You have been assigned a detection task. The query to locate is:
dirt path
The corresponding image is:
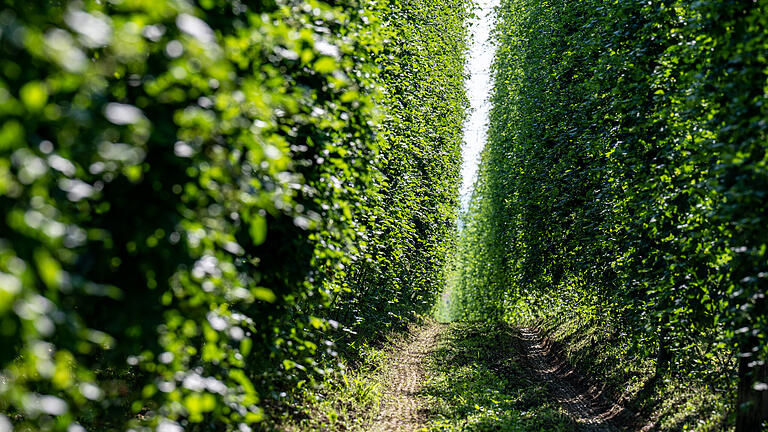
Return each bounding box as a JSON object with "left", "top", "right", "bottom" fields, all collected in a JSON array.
[
  {"left": 519, "top": 327, "right": 628, "bottom": 432},
  {"left": 371, "top": 321, "right": 444, "bottom": 432},
  {"left": 368, "top": 323, "right": 634, "bottom": 432}
]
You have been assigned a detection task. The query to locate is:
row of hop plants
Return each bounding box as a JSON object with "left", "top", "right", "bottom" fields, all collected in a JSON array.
[
  {"left": 0, "top": 0, "right": 469, "bottom": 430},
  {"left": 449, "top": 0, "right": 768, "bottom": 429}
]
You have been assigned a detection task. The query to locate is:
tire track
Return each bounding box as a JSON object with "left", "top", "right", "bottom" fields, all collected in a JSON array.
[
  {"left": 371, "top": 322, "right": 444, "bottom": 432},
  {"left": 520, "top": 327, "right": 625, "bottom": 432}
]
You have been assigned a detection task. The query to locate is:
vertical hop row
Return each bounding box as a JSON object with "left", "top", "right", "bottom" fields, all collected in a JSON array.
[
  {"left": 455, "top": 0, "right": 768, "bottom": 427},
  {"left": 0, "top": 0, "right": 383, "bottom": 430}
]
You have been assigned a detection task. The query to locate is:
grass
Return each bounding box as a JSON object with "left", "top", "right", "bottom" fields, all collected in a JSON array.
[
  {"left": 266, "top": 321, "right": 425, "bottom": 432},
  {"left": 265, "top": 349, "right": 385, "bottom": 431},
  {"left": 421, "top": 322, "right": 576, "bottom": 431},
  {"left": 531, "top": 311, "right": 733, "bottom": 432},
  {"left": 269, "top": 315, "right": 733, "bottom": 431}
]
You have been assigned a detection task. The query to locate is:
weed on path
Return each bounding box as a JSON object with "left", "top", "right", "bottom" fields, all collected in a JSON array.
[{"left": 421, "top": 322, "right": 641, "bottom": 431}]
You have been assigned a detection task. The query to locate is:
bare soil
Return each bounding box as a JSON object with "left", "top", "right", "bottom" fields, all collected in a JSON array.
[{"left": 371, "top": 321, "right": 444, "bottom": 432}]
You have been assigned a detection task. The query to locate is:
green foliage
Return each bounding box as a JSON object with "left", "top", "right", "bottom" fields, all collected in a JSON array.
[
  {"left": 450, "top": 0, "right": 768, "bottom": 428},
  {"left": 327, "top": 0, "right": 470, "bottom": 336},
  {"left": 0, "top": 0, "right": 468, "bottom": 430}
]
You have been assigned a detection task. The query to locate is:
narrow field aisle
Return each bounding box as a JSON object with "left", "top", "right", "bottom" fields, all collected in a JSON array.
[
  {"left": 367, "top": 322, "right": 644, "bottom": 431},
  {"left": 372, "top": 322, "right": 445, "bottom": 432},
  {"left": 414, "top": 322, "right": 643, "bottom": 432}
]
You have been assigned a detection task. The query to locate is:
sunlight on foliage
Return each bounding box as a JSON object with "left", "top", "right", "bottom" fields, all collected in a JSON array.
[
  {"left": 0, "top": 0, "right": 468, "bottom": 429},
  {"left": 448, "top": 0, "right": 768, "bottom": 429}
]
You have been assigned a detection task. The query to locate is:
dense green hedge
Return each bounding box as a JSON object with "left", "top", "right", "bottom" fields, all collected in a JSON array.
[
  {"left": 450, "top": 0, "right": 768, "bottom": 429},
  {"left": 0, "top": 0, "right": 468, "bottom": 430},
  {"left": 328, "top": 0, "right": 469, "bottom": 335}
]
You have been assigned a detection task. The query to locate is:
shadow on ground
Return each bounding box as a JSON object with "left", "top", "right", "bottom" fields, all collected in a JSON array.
[
  {"left": 420, "top": 321, "right": 578, "bottom": 432},
  {"left": 537, "top": 315, "right": 733, "bottom": 432}
]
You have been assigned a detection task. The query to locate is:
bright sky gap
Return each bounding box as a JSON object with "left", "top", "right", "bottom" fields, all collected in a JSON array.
[{"left": 460, "top": 0, "right": 499, "bottom": 209}]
